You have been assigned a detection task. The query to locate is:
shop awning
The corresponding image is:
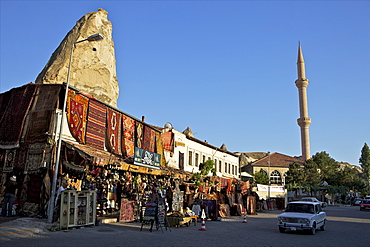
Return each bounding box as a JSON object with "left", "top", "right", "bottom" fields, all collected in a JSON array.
[{"left": 63, "top": 140, "right": 167, "bottom": 176}]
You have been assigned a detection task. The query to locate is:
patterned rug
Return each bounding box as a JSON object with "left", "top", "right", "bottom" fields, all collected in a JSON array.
[
  {"left": 122, "top": 115, "right": 135, "bottom": 157},
  {"left": 86, "top": 99, "right": 107, "bottom": 150},
  {"left": 24, "top": 110, "right": 53, "bottom": 143},
  {"left": 28, "top": 174, "right": 43, "bottom": 203},
  {"left": 24, "top": 84, "right": 61, "bottom": 143},
  {"left": 0, "top": 83, "right": 37, "bottom": 148},
  {"left": 106, "top": 108, "right": 122, "bottom": 155},
  {"left": 135, "top": 122, "right": 143, "bottom": 149},
  {"left": 31, "top": 84, "right": 61, "bottom": 111},
  {"left": 155, "top": 132, "right": 165, "bottom": 167},
  {"left": 66, "top": 90, "right": 89, "bottom": 144},
  {"left": 161, "top": 131, "right": 173, "bottom": 152},
  {"left": 143, "top": 125, "right": 155, "bottom": 152}
]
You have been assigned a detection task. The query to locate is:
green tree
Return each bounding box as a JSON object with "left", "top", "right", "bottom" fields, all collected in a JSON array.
[
  {"left": 253, "top": 169, "right": 269, "bottom": 185},
  {"left": 359, "top": 143, "right": 370, "bottom": 183},
  {"left": 191, "top": 160, "right": 216, "bottom": 187},
  {"left": 285, "top": 162, "right": 304, "bottom": 196},
  {"left": 335, "top": 166, "right": 366, "bottom": 196},
  {"left": 312, "top": 151, "right": 339, "bottom": 186},
  {"left": 285, "top": 162, "right": 304, "bottom": 185},
  {"left": 303, "top": 159, "right": 322, "bottom": 195}
]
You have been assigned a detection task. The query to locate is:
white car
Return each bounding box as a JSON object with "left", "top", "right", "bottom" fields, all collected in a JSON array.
[
  {"left": 301, "top": 197, "right": 327, "bottom": 207},
  {"left": 277, "top": 201, "right": 326, "bottom": 235}
]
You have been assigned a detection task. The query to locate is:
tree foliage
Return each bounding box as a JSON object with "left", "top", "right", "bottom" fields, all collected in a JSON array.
[
  {"left": 191, "top": 160, "right": 216, "bottom": 187},
  {"left": 302, "top": 159, "right": 322, "bottom": 193},
  {"left": 284, "top": 150, "right": 369, "bottom": 199},
  {"left": 285, "top": 162, "right": 304, "bottom": 192},
  {"left": 253, "top": 169, "right": 269, "bottom": 185},
  {"left": 312, "top": 151, "right": 339, "bottom": 185},
  {"left": 359, "top": 143, "right": 370, "bottom": 180},
  {"left": 285, "top": 162, "right": 304, "bottom": 185}
]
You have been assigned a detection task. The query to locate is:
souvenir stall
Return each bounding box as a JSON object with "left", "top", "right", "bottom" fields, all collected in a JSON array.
[{"left": 179, "top": 176, "right": 250, "bottom": 220}]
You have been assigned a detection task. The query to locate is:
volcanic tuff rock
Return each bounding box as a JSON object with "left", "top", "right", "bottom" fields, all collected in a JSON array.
[{"left": 35, "top": 8, "right": 119, "bottom": 107}]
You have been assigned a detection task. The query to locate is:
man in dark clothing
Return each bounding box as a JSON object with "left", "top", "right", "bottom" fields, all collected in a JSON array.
[{"left": 1, "top": 175, "right": 18, "bottom": 217}]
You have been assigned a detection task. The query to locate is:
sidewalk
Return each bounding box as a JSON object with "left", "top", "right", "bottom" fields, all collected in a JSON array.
[{"left": 0, "top": 217, "right": 52, "bottom": 241}]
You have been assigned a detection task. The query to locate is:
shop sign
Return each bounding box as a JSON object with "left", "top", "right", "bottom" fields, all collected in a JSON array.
[
  {"left": 257, "top": 184, "right": 285, "bottom": 192},
  {"left": 134, "top": 147, "right": 161, "bottom": 168},
  {"left": 175, "top": 141, "right": 185, "bottom": 147}
]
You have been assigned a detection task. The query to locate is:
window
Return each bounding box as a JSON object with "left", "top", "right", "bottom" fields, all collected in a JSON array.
[
  {"left": 195, "top": 153, "right": 199, "bottom": 167},
  {"left": 228, "top": 163, "right": 231, "bottom": 174},
  {"left": 219, "top": 160, "right": 222, "bottom": 172},
  {"left": 188, "top": 151, "right": 193, "bottom": 166},
  {"left": 225, "top": 163, "right": 228, "bottom": 173},
  {"left": 179, "top": 151, "right": 184, "bottom": 170},
  {"left": 270, "top": 170, "right": 282, "bottom": 184},
  {"left": 202, "top": 155, "right": 205, "bottom": 163},
  {"left": 214, "top": 159, "right": 217, "bottom": 171}
]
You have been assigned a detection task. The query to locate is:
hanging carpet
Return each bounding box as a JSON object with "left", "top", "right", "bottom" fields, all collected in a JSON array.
[
  {"left": 122, "top": 115, "right": 135, "bottom": 158},
  {"left": 86, "top": 99, "right": 106, "bottom": 150},
  {"left": 143, "top": 125, "right": 155, "bottom": 152},
  {"left": 24, "top": 84, "right": 61, "bottom": 143},
  {"left": 0, "top": 83, "right": 37, "bottom": 148},
  {"left": 106, "top": 108, "right": 122, "bottom": 155},
  {"left": 66, "top": 89, "right": 89, "bottom": 144}
]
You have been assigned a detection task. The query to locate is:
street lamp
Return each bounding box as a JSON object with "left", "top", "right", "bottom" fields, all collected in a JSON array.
[{"left": 47, "top": 33, "right": 104, "bottom": 223}]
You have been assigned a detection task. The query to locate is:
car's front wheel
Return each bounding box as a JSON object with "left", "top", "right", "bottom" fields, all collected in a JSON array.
[
  {"left": 309, "top": 223, "right": 316, "bottom": 235},
  {"left": 320, "top": 220, "right": 326, "bottom": 231},
  {"left": 279, "top": 227, "right": 285, "bottom": 233}
]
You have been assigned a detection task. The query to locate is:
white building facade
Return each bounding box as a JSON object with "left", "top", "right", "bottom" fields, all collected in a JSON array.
[{"left": 161, "top": 124, "right": 240, "bottom": 179}]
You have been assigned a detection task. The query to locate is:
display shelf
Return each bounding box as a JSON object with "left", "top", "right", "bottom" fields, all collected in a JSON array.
[{"left": 60, "top": 190, "right": 96, "bottom": 229}]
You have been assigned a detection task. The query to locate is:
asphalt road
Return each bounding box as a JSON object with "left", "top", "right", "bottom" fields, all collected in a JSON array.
[{"left": 1, "top": 205, "right": 369, "bottom": 247}]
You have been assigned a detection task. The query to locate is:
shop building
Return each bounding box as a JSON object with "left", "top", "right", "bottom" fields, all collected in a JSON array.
[
  {"left": 0, "top": 83, "right": 252, "bottom": 226},
  {"left": 241, "top": 152, "right": 303, "bottom": 210},
  {"left": 161, "top": 124, "right": 240, "bottom": 179},
  {"left": 0, "top": 83, "right": 169, "bottom": 223}
]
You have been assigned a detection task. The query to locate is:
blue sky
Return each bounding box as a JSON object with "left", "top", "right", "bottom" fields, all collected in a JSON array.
[{"left": 1, "top": 1, "right": 369, "bottom": 166}]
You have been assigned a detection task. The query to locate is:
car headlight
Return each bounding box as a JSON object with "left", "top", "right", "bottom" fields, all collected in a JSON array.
[
  {"left": 296, "top": 218, "right": 310, "bottom": 225},
  {"left": 278, "top": 217, "right": 283, "bottom": 223}
]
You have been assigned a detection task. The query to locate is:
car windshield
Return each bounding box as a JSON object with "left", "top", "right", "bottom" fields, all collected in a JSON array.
[
  {"left": 285, "top": 203, "right": 315, "bottom": 214},
  {"left": 362, "top": 200, "right": 370, "bottom": 204}
]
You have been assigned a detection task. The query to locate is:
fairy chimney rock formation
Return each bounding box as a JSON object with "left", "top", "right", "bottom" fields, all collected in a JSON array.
[{"left": 35, "top": 8, "right": 119, "bottom": 107}]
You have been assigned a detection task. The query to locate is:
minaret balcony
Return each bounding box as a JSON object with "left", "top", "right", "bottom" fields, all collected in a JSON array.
[
  {"left": 295, "top": 79, "right": 310, "bottom": 88},
  {"left": 297, "top": 117, "right": 311, "bottom": 127}
]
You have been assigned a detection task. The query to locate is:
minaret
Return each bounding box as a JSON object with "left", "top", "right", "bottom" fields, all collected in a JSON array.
[{"left": 295, "top": 44, "right": 311, "bottom": 161}]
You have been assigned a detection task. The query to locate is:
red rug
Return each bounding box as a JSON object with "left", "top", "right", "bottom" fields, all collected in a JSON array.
[
  {"left": 66, "top": 90, "right": 89, "bottom": 144},
  {"left": 122, "top": 115, "right": 135, "bottom": 157},
  {"left": 161, "top": 132, "right": 173, "bottom": 152},
  {"left": 143, "top": 125, "right": 155, "bottom": 152},
  {"left": 86, "top": 99, "right": 106, "bottom": 150},
  {"left": 106, "top": 108, "right": 122, "bottom": 155}
]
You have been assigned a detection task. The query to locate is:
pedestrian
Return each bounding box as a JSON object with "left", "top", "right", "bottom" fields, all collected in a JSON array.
[{"left": 1, "top": 175, "right": 18, "bottom": 217}]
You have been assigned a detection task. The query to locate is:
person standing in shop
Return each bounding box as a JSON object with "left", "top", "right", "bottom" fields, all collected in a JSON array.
[{"left": 1, "top": 175, "right": 18, "bottom": 217}]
